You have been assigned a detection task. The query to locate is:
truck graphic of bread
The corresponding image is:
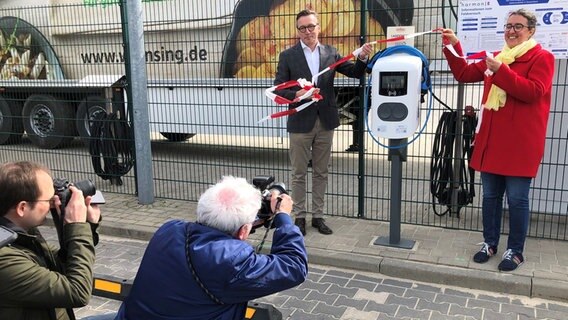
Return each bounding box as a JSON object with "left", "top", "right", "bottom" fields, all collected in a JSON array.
[
  {"left": 221, "top": 0, "right": 414, "bottom": 78},
  {"left": 0, "top": 17, "right": 63, "bottom": 80}
]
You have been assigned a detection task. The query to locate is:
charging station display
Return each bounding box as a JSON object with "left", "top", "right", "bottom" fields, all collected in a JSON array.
[
  {"left": 379, "top": 72, "right": 408, "bottom": 96},
  {"left": 369, "top": 54, "right": 422, "bottom": 139}
]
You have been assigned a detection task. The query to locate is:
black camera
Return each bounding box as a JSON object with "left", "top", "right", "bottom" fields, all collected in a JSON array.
[
  {"left": 50, "top": 178, "right": 99, "bottom": 250},
  {"left": 53, "top": 178, "right": 97, "bottom": 207},
  {"left": 252, "top": 175, "right": 287, "bottom": 231}
]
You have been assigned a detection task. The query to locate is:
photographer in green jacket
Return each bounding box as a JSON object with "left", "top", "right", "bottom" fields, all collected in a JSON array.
[{"left": 0, "top": 161, "right": 101, "bottom": 320}]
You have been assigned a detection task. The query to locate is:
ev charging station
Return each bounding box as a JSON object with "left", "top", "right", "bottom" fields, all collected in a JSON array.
[
  {"left": 369, "top": 49, "right": 425, "bottom": 249},
  {"left": 369, "top": 54, "right": 422, "bottom": 139}
]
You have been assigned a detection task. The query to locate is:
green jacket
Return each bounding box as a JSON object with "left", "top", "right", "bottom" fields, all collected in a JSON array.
[{"left": 0, "top": 220, "right": 96, "bottom": 320}]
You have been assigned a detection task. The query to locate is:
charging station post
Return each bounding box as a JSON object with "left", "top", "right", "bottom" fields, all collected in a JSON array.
[
  {"left": 368, "top": 47, "right": 427, "bottom": 249},
  {"left": 373, "top": 138, "right": 415, "bottom": 249}
]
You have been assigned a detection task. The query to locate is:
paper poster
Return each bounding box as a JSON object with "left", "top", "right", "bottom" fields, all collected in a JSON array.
[{"left": 458, "top": 0, "right": 568, "bottom": 58}]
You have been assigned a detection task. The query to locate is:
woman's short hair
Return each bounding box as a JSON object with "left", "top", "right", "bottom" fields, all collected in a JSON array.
[
  {"left": 196, "top": 176, "right": 261, "bottom": 234},
  {"left": 509, "top": 9, "right": 537, "bottom": 29}
]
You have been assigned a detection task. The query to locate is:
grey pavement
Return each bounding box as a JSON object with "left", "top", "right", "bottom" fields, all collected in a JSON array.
[
  {"left": 39, "top": 191, "right": 568, "bottom": 318},
  {"left": 38, "top": 226, "right": 568, "bottom": 320},
  {"left": 68, "top": 193, "right": 568, "bottom": 303}
]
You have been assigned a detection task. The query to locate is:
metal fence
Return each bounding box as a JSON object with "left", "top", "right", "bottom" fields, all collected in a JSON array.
[{"left": 0, "top": 0, "right": 566, "bottom": 241}]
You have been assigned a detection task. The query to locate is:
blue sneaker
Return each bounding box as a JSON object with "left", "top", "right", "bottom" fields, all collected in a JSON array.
[
  {"left": 473, "top": 242, "right": 497, "bottom": 263},
  {"left": 498, "top": 249, "right": 524, "bottom": 272}
]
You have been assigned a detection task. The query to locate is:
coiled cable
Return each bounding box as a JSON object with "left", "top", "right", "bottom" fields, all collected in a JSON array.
[
  {"left": 429, "top": 93, "right": 477, "bottom": 217},
  {"left": 89, "top": 112, "right": 134, "bottom": 186}
]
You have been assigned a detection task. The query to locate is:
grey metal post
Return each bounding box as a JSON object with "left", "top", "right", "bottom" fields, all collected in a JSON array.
[
  {"left": 374, "top": 139, "right": 415, "bottom": 249},
  {"left": 122, "top": 0, "right": 154, "bottom": 204},
  {"left": 357, "top": 0, "right": 368, "bottom": 218},
  {"left": 450, "top": 83, "right": 465, "bottom": 216}
]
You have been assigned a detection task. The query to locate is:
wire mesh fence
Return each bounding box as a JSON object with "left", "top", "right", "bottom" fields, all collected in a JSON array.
[
  {"left": 0, "top": 0, "right": 566, "bottom": 241},
  {"left": 0, "top": 2, "right": 135, "bottom": 194}
]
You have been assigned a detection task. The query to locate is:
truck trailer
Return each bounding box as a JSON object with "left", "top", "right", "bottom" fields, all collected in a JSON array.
[{"left": 0, "top": 0, "right": 413, "bottom": 148}]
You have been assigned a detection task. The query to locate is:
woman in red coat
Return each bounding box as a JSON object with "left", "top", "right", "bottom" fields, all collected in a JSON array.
[{"left": 442, "top": 9, "right": 554, "bottom": 272}]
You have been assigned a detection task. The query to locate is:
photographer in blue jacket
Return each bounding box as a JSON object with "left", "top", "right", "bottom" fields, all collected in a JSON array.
[{"left": 115, "top": 176, "right": 307, "bottom": 320}]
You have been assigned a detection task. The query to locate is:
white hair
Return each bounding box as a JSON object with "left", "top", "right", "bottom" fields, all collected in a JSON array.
[{"left": 196, "top": 176, "right": 261, "bottom": 234}]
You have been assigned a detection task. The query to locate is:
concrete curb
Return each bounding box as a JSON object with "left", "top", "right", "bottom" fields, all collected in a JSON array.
[
  {"left": 44, "top": 218, "right": 157, "bottom": 241},
  {"left": 379, "top": 258, "right": 532, "bottom": 296},
  {"left": 532, "top": 278, "right": 568, "bottom": 301},
  {"left": 99, "top": 224, "right": 156, "bottom": 241},
  {"left": 307, "top": 247, "right": 382, "bottom": 274}
]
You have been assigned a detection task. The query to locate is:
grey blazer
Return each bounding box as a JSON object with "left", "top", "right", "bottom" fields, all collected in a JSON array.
[{"left": 274, "top": 42, "right": 367, "bottom": 133}]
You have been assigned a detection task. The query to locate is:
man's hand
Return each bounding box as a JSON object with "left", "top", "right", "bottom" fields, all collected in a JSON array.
[
  {"left": 84, "top": 196, "right": 101, "bottom": 224},
  {"left": 62, "top": 186, "right": 88, "bottom": 224},
  {"left": 357, "top": 43, "right": 373, "bottom": 60},
  {"left": 295, "top": 88, "right": 320, "bottom": 100},
  {"left": 271, "top": 192, "right": 293, "bottom": 216}
]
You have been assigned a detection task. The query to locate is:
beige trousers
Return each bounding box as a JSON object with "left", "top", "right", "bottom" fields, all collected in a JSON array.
[{"left": 289, "top": 118, "right": 334, "bottom": 219}]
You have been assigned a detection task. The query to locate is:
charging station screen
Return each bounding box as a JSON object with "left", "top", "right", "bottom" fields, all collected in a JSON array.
[{"left": 379, "top": 72, "right": 407, "bottom": 96}]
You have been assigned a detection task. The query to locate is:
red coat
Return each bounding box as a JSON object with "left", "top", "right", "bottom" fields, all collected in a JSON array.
[{"left": 443, "top": 42, "right": 554, "bottom": 178}]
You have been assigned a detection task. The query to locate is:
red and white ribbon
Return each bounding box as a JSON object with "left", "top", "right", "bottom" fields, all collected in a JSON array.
[
  {"left": 311, "top": 28, "right": 444, "bottom": 83},
  {"left": 260, "top": 28, "right": 445, "bottom": 123},
  {"left": 259, "top": 78, "right": 322, "bottom": 123},
  {"left": 257, "top": 100, "right": 317, "bottom": 123},
  {"left": 442, "top": 36, "right": 497, "bottom": 61},
  {"left": 264, "top": 78, "right": 320, "bottom": 105},
  {"left": 444, "top": 44, "right": 496, "bottom": 61},
  {"left": 443, "top": 40, "right": 499, "bottom": 78}
]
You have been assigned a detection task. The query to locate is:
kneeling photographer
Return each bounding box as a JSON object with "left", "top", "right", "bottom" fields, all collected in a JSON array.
[
  {"left": 116, "top": 176, "right": 307, "bottom": 320},
  {"left": 0, "top": 161, "right": 102, "bottom": 320}
]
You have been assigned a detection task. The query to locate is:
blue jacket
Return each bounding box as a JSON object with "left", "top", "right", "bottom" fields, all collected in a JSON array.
[{"left": 115, "top": 213, "right": 307, "bottom": 320}]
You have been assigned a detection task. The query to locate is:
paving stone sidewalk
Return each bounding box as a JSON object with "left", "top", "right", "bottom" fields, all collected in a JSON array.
[
  {"left": 66, "top": 193, "right": 568, "bottom": 303},
  {"left": 48, "top": 230, "right": 568, "bottom": 320}
]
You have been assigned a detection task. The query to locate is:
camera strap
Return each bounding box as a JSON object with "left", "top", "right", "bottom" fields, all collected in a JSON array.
[
  {"left": 185, "top": 227, "right": 225, "bottom": 305},
  {"left": 254, "top": 220, "right": 274, "bottom": 254},
  {"left": 255, "top": 196, "right": 283, "bottom": 253}
]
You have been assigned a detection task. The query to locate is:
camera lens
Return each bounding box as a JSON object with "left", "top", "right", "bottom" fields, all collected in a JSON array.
[
  {"left": 269, "top": 183, "right": 287, "bottom": 196},
  {"left": 73, "top": 179, "right": 97, "bottom": 197}
]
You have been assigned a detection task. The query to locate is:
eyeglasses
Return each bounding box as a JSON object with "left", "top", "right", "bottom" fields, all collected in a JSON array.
[
  {"left": 504, "top": 23, "right": 530, "bottom": 31},
  {"left": 297, "top": 24, "right": 318, "bottom": 33},
  {"left": 29, "top": 196, "right": 55, "bottom": 204}
]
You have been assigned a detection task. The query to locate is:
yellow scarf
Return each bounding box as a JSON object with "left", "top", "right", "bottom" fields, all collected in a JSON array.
[{"left": 484, "top": 38, "right": 537, "bottom": 110}]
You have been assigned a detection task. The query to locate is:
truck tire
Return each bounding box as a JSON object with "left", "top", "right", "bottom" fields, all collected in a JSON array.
[
  {"left": 76, "top": 95, "right": 108, "bottom": 144},
  {"left": 23, "top": 94, "right": 75, "bottom": 149},
  {"left": 0, "top": 97, "right": 24, "bottom": 145},
  {"left": 160, "top": 132, "right": 195, "bottom": 142}
]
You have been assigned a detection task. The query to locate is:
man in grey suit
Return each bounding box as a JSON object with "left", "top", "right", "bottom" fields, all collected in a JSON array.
[{"left": 274, "top": 9, "right": 372, "bottom": 236}]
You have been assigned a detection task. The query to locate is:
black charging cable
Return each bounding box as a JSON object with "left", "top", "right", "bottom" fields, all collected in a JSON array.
[
  {"left": 429, "top": 91, "right": 477, "bottom": 217},
  {"left": 89, "top": 112, "right": 134, "bottom": 186}
]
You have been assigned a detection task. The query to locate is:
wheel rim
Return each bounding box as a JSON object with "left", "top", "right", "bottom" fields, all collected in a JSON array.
[
  {"left": 85, "top": 106, "right": 106, "bottom": 136},
  {"left": 29, "top": 104, "right": 55, "bottom": 137}
]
